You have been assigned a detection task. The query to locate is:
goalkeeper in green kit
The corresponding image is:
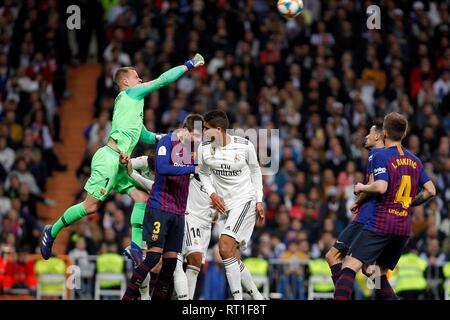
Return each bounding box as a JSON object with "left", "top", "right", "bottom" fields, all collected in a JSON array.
[{"left": 40, "top": 54, "right": 205, "bottom": 266}]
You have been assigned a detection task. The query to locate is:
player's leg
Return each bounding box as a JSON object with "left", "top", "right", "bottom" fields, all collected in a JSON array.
[
  {"left": 182, "top": 218, "right": 209, "bottom": 300},
  {"left": 326, "top": 223, "right": 364, "bottom": 286},
  {"left": 173, "top": 218, "right": 204, "bottom": 300},
  {"left": 173, "top": 253, "right": 189, "bottom": 300},
  {"left": 115, "top": 168, "right": 149, "bottom": 265},
  {"left": 152, "top": 214, "right": 185, "bottom": 300},
  {"left": 152, "top": 251, "right": 178, "bottom": 300},
  {"left": 41, "top": 147, "right": 117, "bottom": 259},
  {"left": 325, "top": 247, "right": 344, "bottom": 286},
  {"left": 334, "top": 255, "right": 364, "bottom": 300},
  {"left": 185, "top": 252, "right": 202, "bottom": 299},
  {"left": 173, "top": 217, "right": 190, "bottom": 300},
  {"left": 122, "top": 207, "right": 167, "bottom": 300},
  {"left": 232, "top": 203, "right": 264, "bottom": 300},
  {"left": 219, "top": 234, "right": 243, "bottom": 300},
  {"left": 138, "top": 244, "right": 162, "bottom": 300},
  {"left": 334, "top": 229, "right": 389, "bottom": 300},
  {"left": 373, "top": 236, "right": 408, "bottom": 300},
  {"left": 219, "top": 201, "right": 255, "bottom": 300},
  {"left": 236, "top": 206, "right": 265, "bottom": 300}
]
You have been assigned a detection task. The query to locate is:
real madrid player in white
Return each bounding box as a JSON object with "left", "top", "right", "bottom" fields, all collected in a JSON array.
[{"left": 198, "top": 110, "right": 265, "bottom": 300}]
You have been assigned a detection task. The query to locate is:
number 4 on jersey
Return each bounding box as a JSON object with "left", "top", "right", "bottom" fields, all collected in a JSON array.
[{"left": 395, "top": 175, "right": 412, "bottom": 209}]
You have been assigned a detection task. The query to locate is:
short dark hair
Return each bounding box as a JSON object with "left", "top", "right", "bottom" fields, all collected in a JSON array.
[
  {"left": 383, "top": 112, "right": 408, "bottom": 141},
  {"left": 113, "top": 67, "right": 136, "bottom": 85},
  {"left": 204, "top": 110, "right": 229, "bottom": 130},
  {"left": 373, "top": 119, "right": 384, "bottom": 133},
  {"left": 182, "top": 114, "right": 204, "bottom": 132}
]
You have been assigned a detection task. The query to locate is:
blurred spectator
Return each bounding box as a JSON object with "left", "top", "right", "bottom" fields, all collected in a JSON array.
[{"left": 3, "top": 250, "right": 37, "bottom": 295}]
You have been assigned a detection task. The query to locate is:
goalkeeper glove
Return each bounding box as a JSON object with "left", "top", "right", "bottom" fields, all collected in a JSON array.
[{"left": 184, "top": 53, "right": 205, "bottom": 70}]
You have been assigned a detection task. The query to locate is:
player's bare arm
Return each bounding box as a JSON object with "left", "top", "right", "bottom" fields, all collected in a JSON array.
[
  {"left": 247, "top": 140, "right": 265, "bottom": 226},
  {"left": 411, "top": 180, "right": 437, "bottom": 207},
  {"left": 354, "top": 180, "right": 388, "bottom": 195},
  {"left": 197, "top": 143, "right": 226, "bottom": 213}
]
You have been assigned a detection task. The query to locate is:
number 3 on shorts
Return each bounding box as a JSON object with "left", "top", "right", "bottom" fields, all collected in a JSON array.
[{"left": 153, "top": 221, "right": 161, "bottom": 234}]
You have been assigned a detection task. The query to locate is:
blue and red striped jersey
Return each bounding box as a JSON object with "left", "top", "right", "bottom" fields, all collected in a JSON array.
[
  {"left": 353, "top": 148, "right": 383, "bottom": 224},
  {"left": 147, "top": 132, "right": 196, "bottom": 215},
  {"left": 365, "top": 145, "right": 430, "bottom": 236}
]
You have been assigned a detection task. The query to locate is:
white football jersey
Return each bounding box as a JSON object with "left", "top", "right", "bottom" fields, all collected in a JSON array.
[
  {"left": 186, "top": 174, "right": 215, "bottom": 226},
  {"left": 198, "top": 135, "right": 263, "bottom": 210}
]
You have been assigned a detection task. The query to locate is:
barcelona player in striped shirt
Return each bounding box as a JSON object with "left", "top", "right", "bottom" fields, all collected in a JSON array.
[
  {"left": 122, "top": 114, "right": 204, "bottom": 300},
  {"left": 334, "top": 112, "right": 436, "bottom": 300}
]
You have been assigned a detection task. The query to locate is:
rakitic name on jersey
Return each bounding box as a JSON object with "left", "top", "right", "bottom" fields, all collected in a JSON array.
[{"left": 391, "top": 158, "right": 417, "bottom": 169}]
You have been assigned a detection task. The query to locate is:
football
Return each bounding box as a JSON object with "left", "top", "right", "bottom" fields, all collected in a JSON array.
[{"left": 277, "top": 0, "right": 304, "bottom": 18}]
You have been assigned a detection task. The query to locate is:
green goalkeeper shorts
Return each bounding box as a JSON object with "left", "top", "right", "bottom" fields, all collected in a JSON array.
[{"left": 84, "top": 146, "right": 137, "bottom": 201}]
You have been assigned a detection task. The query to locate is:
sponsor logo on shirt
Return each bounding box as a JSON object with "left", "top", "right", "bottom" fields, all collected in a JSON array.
[
  {"left": 211, "top": 164, "right": 242, "bottom": 176},
  {"left": 374, "top": 167, "right": 386, "bottom": 176}
]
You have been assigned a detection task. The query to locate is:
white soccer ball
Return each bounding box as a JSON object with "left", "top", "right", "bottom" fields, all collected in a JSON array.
[{"left": 277, "top": 0, "right": 304, "bottom": 19}]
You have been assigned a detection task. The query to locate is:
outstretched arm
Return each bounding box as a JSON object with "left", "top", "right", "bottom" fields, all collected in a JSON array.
[{"left": 126, "top": 54, "right": 205, "bottom": 100}]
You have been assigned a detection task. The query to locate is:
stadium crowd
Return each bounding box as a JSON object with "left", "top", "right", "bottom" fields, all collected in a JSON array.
[{"left": 0, "top": 0, "right": 449, "bottom": 299}]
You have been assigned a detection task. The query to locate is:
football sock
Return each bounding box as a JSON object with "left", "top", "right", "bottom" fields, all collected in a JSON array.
[
  {"left": 330, "top": 263, "right": 343, "bottom": 286},
  {"left": 149, "top": 271, "right": 159, "bottom": 294},
  {"left": 152, "top": 258, "right": 177, "bottom": 300},
  {"left": 240, "top": 261, "right": 264, "bottom": 300},
  {"left": 173, "top": 257, "right": 189, "bottom": 300},
  {"left": 375, "top": 275, "right": 399, "bottom": 300},
  {"left": 334, "top": 267, "right": 356, "bottom": 300},
  {"left": 139, "top": 273, "right": 150, "bottom": 300},
  {"left": 186, "top": 265, "right": 201, "bottom": 300},
  {"left": 122, "top": 252, "right": 161, "bottom": 300},
  {"left": 130, "top": 202, "right": 146, "bottom": 248},
  {"left": 223, "top": 257, "right": 242, "bottom": 300},
  {"left": 51, "top": 203, "right": 87, "bottom": 237}
]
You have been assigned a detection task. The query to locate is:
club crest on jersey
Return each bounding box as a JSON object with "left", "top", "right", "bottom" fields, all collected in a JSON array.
[
  {"left": 234, "top": 154, "right": 240, "bottom": 162},
  {"left": 158, "top": 146, "right": 167, "bottom": 156},
  {"left": 100, "top": 188, "right": 106, "bottom": 195},
  {"left": 152, "top": 234, "right": 159, "bottom": 241}
]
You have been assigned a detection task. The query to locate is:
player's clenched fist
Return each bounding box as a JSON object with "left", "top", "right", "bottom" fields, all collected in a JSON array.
[
  {"left": 210, "top": 192, "right": 226, "bottom": 214},
  {"left": 354, "top": 182, "right": 364, "bottom": 195}
]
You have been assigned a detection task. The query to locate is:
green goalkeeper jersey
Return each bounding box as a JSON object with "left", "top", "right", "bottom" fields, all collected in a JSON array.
[{"left": 108, "top": 90, "right": 145, "bottom": 155}]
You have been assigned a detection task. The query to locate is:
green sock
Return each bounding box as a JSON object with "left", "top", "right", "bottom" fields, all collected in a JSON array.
[
  {"left": 131, "top": 202, "right": 146, "bottom": 249},
  {"left": 51, "top": 203, "right": 88, "bottom": 238}
]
